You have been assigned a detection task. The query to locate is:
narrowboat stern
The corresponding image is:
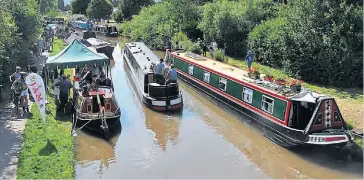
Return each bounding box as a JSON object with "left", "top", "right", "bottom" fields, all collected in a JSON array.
[{"left": 123, "top": 42, "right": 183, "bottom": 112}]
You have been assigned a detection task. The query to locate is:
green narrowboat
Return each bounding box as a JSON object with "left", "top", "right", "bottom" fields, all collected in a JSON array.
[{"left": 165, "top": 50, "right": 353, "bottom": 147}]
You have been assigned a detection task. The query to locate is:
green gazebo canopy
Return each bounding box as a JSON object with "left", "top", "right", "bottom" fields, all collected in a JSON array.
[{"left": 46, "top": 39, "right": 109, "bottom": 69}]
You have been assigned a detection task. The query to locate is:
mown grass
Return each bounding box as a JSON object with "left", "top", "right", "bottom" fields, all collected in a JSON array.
[
  {"left": 17, "top": 97, "right": 75, "bottom": 179},
  {"left": 17, "top": 37, "right": 75, "bottom": 179}
]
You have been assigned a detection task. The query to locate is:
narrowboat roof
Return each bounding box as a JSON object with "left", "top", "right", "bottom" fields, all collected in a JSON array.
[
  {"left": 171, "top": 51, "right": 325, "bottom": 100},
  {"left": 126, "top": 42, "right": 160, "bottom": 70}
]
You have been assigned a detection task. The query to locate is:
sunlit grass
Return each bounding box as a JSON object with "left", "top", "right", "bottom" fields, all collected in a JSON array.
[
  {"left": 50, "top": 37, "right": 67, "bottom": 56},
  {"left": 17, "top": 36, "right": 75, "bottom": 179}
]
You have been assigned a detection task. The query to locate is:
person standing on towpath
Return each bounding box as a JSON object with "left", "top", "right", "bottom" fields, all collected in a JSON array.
[{"left": 55, "top": 74, "right": 72, "bottom": 113}]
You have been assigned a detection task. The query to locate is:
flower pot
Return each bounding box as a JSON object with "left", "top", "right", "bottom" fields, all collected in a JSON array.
[
  {"left": 264, "top": 76, "right": 274, "bottom": 82},
  {"left": 275, "top": 79, "right": 286, "bottom": 86}
]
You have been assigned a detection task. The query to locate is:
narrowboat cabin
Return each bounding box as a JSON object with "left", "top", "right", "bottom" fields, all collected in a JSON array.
[
  {"left": 71, "top": 20, "right": 92, "bottom": 31},
  {"left": 123, "top": 42, "right": 183, "bottom": 112},
  {"left": 72, "top": 69, "right": 120, "bottom": 136},
  {"left": 165, "top": 50, "right": 353, "bottom": 147},
  {"left": 93, "top": 24, "right": 119, "bottom": 37}
]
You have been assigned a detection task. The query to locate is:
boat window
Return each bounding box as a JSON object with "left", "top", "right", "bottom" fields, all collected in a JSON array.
[
  {"left": 261, "top": 95, "right": 274, "bottom": 114},
  {"left": 242, "top": 87, "right": 253, "bottom": 104},
  {"left": 314, "top": 113, "right": 323, "bottom": 125},
  {"left": 333, "top": 111, "right": 341, "bottom": 122},
  {"left": 203, "top": 71, "right": 210, "bottom": 83},
  {"left": 218, "top": 77, "right": 227, "bottom": 91},
  {"left": 188, "top": 65, "right": 194, "bottom": 75}
]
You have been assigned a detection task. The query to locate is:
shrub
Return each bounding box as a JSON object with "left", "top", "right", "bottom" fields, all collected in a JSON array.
[{"left": 213, "top": 49, "right": 226, "bottom": 62}]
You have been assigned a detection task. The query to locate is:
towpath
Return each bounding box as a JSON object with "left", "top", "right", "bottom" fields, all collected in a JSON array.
[{"left": 0, "top": 53, "right": 48, "bottom": 180}]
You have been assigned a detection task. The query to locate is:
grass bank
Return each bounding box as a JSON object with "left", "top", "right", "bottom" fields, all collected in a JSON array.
[{"left": 17, "top": 37, "right": 75, "bottom": 179}]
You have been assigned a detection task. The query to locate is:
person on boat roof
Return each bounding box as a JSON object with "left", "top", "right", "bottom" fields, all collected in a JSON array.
[
  {"left": 245, "top": 50, "right": 254, "bottom": 70},
  {"left": 155, "top": 58, "right": 165, "bottom": 85},
  {"left": 166, "top": 64, "right": 178, "bottom": 85}
]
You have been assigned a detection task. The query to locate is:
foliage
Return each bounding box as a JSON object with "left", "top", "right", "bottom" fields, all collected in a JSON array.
[
  {"left": 248, "top": 0, "right": 363, "bottom": 87},
  {"left": 37, "top": 0, "right": 56, "bottom": 14},
  {"left": 112, "top": 9, "right": 124, "bottom": 23},
  {"left": 198, "top": 0, "right": 278, "bottom": 56},
  {"left": 122, "top": 0, "right": 200, "bottom": 49},
  {"left": 71, "top": 0, "right": 91, "bottom": 14},
  {"left": 58, "top": 0, "right": 64, "bottom": 10},
  {"left": 121, "top": 0, "right": 154, "bottom": 19},
  {"left": 213, "top": 49, "right": 226, "bottom": 62},
  {"left": 0, "top": 0, "right": 42, "bottom": 78},
  {"left": 86, "top": 0, "right": 113, "bottom": 20}
]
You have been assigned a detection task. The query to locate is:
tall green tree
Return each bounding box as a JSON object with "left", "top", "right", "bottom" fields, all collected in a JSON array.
[
  {"left": 86, "top": 0, "right": 113, "bottom": 19},
  {"left": 121, "top": 0, "right": 153, "bottom": 19},
  {"left": 71, "top": 0, "right": 91, "bottom": 14},
  {"left": 58, "top": 0, "right": 64, "bottom": 10},
  {"left": 248, "top": 0, "right": 362, "bottom": 87}
]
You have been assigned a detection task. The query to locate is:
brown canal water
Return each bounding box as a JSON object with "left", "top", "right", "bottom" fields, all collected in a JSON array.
[{"left": 74, "top": 36, "right": 363, "bottom": 179}]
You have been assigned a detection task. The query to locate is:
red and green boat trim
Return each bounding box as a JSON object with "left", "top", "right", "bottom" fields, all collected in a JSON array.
[{"left": 165, "top": 49, "right": 353, "bottom": 147}]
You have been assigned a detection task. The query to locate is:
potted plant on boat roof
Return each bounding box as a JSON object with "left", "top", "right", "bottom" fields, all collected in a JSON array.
[
  {"left": 275, "top": 77, "right": 287, "bottom": 86},
  {"left": 248, "top": 67, "right": 260, "bottom": 79},
  {"left": 263, "top": 73, "right": 274, "bottom": 82},
  {"left": 289, "top": 79, "right": 304, "bottom": 93}
]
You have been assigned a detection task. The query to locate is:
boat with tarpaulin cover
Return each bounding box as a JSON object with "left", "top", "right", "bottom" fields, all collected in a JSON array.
[
  {"left": 45, "top": 39, "right": 121, "bottom": 137},
  {"left": 123, "top": 42, "right": 183, "bottom": 112},
  {"left": 165, "top": 49, "right": 353, "bottom": 147}
]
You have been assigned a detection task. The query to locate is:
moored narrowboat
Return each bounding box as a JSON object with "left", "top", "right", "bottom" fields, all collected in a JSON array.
[
  {"left": 93, "top": 24, "right": 119, "bottom": 37},
  {"left": 123, "top": 42, "right": 183, "bottom": 112},
  {"left": 165, "top": 50, "right": 353, "bottom": 147}
]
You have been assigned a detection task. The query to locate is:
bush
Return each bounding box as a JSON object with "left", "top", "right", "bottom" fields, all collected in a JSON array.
[{"left": 213, "top": 49, "right": 226, "bottom": 62}]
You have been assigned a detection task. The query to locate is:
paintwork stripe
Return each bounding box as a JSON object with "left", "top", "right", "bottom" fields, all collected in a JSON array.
[
  {"left": 168, "top": 52, "right": 288, "bottom": 101},
  {"left": 177, "top": 69, "right": 287, "bottom": 126}
]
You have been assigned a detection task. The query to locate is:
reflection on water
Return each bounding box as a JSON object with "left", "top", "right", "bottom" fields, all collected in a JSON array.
[
  {"left": 74, "top": 35, "right": 363, "bottom": 179},
  {"left": 144, "top": 109, "right": 181, "bottom": 151}
]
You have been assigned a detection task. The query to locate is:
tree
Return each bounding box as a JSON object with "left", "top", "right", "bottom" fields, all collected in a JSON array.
[
  {"left": 112, "top": 9, "right": 124, "bottom": 23},
  {"left": 38, "top": 0, "right": 56, "bottom": 14},
  {"left": 86, "top": 0, "right": 113, "bottom": 20},
  {"left": 121, "top": 0, "right": 153, "bottom": 19},
  {"left": 58, "top": 0, "right": 64, "bottom": 10},
  {"left": 71, "top": 0, "right": 91, "bottom": 14}
]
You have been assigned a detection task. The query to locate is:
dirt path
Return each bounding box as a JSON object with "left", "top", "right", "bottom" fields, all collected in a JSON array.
[{"left": 0, "top": 53, "right": 48, "bottom": 180}]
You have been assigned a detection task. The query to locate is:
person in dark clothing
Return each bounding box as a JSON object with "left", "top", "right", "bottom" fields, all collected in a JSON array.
[
  {"left": 95, "top": 72, "right": 112, "bottom": 88},
  {"left": 55, "top": 74, "right": 73, "bottom": 113},
  {"left": 30, "top": 64, "right": 37, "bottom": 73},
  {"left": 202, "top": 41, "right": 207, "bottom": 57}
]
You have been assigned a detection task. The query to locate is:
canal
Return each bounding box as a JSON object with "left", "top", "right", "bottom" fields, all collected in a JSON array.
[{"left": 74, "top": 36, "right": 363, "bottom": 179}]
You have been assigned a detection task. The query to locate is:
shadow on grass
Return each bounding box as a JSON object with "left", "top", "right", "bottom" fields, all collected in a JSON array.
[{"left": 38, "top": 139, "right": 58, "bottom": 156}]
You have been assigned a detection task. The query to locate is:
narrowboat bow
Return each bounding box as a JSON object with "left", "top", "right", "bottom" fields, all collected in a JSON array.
[
  {"left": 123, "top": 42, "right": 183, "bottom": 112},
  {"left": 165, "top": 50, "right": 353, "bottom": 147}
]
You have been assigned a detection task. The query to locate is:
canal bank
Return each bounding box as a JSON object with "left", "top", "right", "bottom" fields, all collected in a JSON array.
[
  {"left": 74, "top": 35, "right": 363, "bottom": 179},
  {"left": 16, "top": 39, "right": 75, "bottom": 179}
]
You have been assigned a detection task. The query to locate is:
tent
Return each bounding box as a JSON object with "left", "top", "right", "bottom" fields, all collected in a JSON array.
[{"left": 45, "top": 39, "right": 109, "bottom": 69}]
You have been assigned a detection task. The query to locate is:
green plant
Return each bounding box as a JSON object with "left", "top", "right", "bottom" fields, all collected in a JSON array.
[{"left": 214, "top": 49, "right": 226, "bottom": 62}]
